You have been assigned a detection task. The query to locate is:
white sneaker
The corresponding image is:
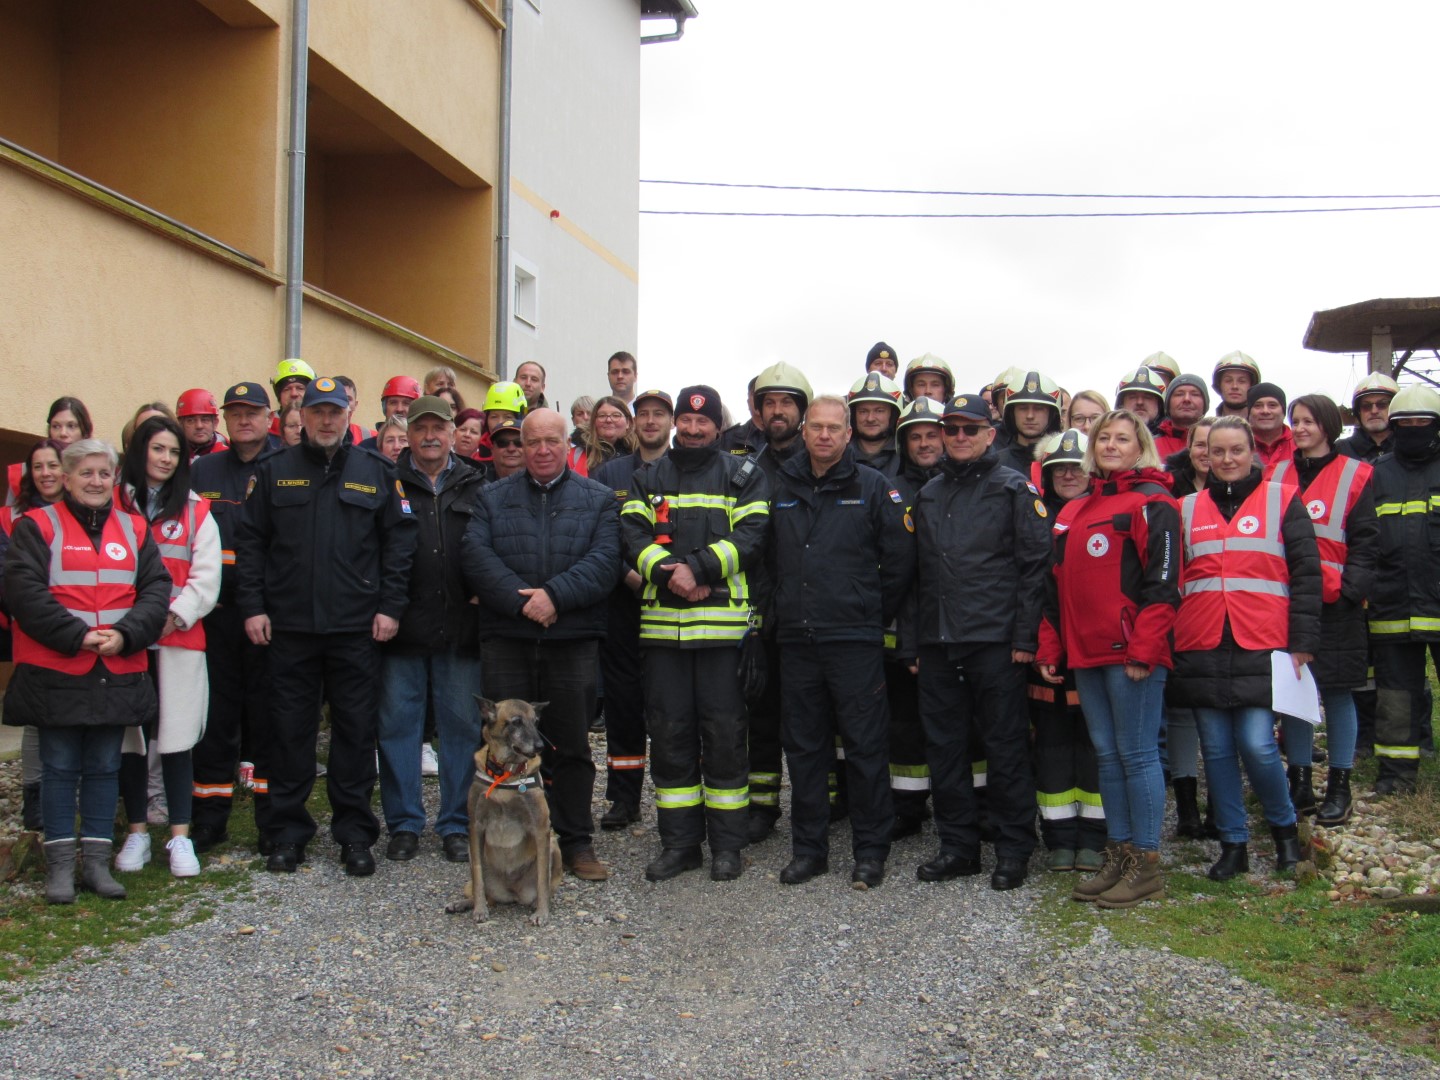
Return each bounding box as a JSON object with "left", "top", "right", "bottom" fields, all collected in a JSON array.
[
  {"left": 166, "top": 836, "right": 201, "bottom": 878},
  {"left": 420, "top": 743, "right": 440, "bottom": 777},
  {"left": 115, "top": 832, "right": 152, "bottom": 871}
]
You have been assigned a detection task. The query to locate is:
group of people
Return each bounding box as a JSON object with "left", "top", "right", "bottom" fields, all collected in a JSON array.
[{"left": 3, "top": 342, "right": 1435, "bottom": 913}]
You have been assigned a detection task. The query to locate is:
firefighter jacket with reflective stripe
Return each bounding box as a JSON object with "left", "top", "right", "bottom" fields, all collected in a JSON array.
[
  {"left": 768, "top": 448, "right": 915, "bottom": 644},
  {"left": 235, "top": 437, "right": 418, "bottom": 633},
  {"left": 191, "top": 445, "right": 273, "bottom": 606},
  {"left": 1271, "top": 455, "right": 1373, "bottom": 604},
  {"left": 1037, "top": 468, "right": 1181, "bottom": 671},
  {"left": 1368, "top": 447, "right": 1440, "bottom": 641},
  {"left": 10, "top": 501, "right": 156, "bottom": 675},
  {"left": 620, "top": 444, "right": 771, "bottom": 647},
  {"left": 913, "top": 448, "right": 1051, "bottom": 652}
]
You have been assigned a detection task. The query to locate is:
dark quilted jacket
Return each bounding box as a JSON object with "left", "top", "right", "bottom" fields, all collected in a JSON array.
[{"left": 461, "top": 468, "right": 620, "bottom": 641}]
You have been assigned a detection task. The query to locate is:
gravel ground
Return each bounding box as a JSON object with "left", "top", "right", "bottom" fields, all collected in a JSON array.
[{"left": 0, "top": 744, "right": 1435, "bottom": 1079}]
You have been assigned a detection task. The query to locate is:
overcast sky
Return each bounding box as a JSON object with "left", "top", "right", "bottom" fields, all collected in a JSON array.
[{"left": 636, "top": 1, "right": 1440, "bottom": 422}]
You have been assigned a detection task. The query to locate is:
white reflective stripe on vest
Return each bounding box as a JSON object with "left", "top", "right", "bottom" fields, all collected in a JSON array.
[
  {"left": 41, "top": 504, "right": 141, "bottom": 587},
  {"left": 1310, "top": 456, "right": 1363, "bottom": 543},
  {"left": 1182, "top": 576, "right": 1290, "bottom": 597}
]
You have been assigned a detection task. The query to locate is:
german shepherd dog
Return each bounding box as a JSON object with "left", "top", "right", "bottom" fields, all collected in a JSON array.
[{"left": 445, "top": 697, "right": 562, "bottom": 926}]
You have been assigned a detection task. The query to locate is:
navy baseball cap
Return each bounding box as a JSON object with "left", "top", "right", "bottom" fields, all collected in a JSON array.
[
  {"left": 632, "top": 388, "right": 674, "bottom": 413},
  {"left": 221, "top": 382, "right": 271, "bottom": 408},
  {"left": 302, "top": 376, "right": 350, "bottom": 409}
]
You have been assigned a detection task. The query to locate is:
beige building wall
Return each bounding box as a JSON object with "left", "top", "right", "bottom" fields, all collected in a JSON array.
[{"left": 0, "top": 0, "right": 502, "bottom": 474}]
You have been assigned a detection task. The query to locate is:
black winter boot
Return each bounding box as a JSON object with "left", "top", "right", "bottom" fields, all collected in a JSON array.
[
  {"left": 22, "top": 783, "right": 42, "bottom": 832},
  {"left": 1271, "top": 823, "right": 1302, "bottom": 875},
  {"left": 1172, "top": 777, "right": 1203, "bottom": 839},
  {"left": 1314, "top": 767, "right": 1353, "bottom": 827},
  {"left": 1287, "top": 764, "right": 1316, "bottom": 816},
  {"left": 1208, "top": 842, "right": 1249, "bottom": 881}
]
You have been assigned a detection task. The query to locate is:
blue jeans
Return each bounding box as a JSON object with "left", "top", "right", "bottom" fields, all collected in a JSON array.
[
  {"left": 1073, "top": 665, "right": 1168, "bottom": 852},
  {"left": 39, "top": 725, "right": 126, "bottom": 841},
  {"left": 1282, "top": 688, "right": 1358, "bottom": 771},
  {"left": 1196, "top": 707, "right": 1296, "bottom": 842},
  {"left": 378, "top": 651, "right": 484, "bottom": 838}
]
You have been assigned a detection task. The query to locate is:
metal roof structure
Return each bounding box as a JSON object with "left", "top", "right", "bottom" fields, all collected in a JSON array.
[{"left": 1303, "top": 296, "right": 1440, "bottom": 377}]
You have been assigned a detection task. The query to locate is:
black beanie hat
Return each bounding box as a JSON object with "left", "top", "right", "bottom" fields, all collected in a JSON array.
[
  {"left": 1246, "top": 381, "right": 1287, "bottom": 411},
  {"left": 676, "top": 385, "right": 724, "bottom": 429}
]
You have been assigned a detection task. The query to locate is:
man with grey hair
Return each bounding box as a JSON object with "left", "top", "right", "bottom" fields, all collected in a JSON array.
[{"left": 767, "top": 396, "right": 915, "bottom": 887}]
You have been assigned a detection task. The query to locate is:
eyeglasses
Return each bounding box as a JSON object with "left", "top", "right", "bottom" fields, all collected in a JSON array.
[
  {"left": 493, "top": 436, "right": 523, "bottom": 449},
  {"left": 942, "top": 422, "right": 987, "bottom": 437},
  {"left": 1358, "top": 400, "right": 1389, "bottom": 412}
]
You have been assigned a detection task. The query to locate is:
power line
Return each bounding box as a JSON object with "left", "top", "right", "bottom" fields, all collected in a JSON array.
[
  {"left": 640, "top": 203, "right": 1440, "bottom": 219},
  {"left": 640, "top": 179, "right": 1440, "bottom": 200}
]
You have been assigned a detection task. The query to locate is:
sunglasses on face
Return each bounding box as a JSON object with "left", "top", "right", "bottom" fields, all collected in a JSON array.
[
  {"left": 493, "top": 436, "right": 523, "bottom": 449},
  {"left": 942, "top": 422, "right": 987, "bottom": 437}
]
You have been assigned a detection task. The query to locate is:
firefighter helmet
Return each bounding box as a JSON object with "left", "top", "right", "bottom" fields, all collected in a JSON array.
[
  {"left": 903, "top": 354, "right": 955, "bottom": 401},
  {"left": 1114, "top": 366, "right": 1168, "bottom": 408},
  {"left": 754, "top": 362, "right": 814, "bottom": 414},
  {"left": 1351, "top": 372, "right": 1400, "bottom": 408},
  {"left": 847, "top": 372, "right": 903, "bottom": 413},
  {"left": 1211, "top": 350, "right": 1261, "bottom": 392}
]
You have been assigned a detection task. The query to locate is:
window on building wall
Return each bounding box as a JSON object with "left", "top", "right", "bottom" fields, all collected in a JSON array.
[{"left": 513, "top": 261, "right": 538, "bottom": 329}]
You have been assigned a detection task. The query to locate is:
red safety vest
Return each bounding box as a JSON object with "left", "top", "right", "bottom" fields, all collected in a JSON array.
[
  {"left": 1302, "top": 456, "right": 1370, "bottom": 605},
  {"left": 150, "top": 498, "right": 212, "bottom": 651},
  {"left": 1175, "top": 481, "right": 1292, "bottom": 651},
  {"left": 11, "top": 502, "right": 151, "bottom": 676}
]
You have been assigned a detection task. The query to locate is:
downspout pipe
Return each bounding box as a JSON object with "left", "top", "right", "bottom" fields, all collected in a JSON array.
[
  {"left": 641, "top": 15, "right": 688, "bottom": 45},
  {"left": 283, "top": 0, "right": 309, "bottom": 359},
  {"left": 495, "top": 0, "right": 514, "bottom": 379}
]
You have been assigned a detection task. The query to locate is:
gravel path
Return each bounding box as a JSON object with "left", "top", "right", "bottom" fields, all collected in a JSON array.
[{"left": 0, "top": 746, "right": 1434, "bottom": 1079}]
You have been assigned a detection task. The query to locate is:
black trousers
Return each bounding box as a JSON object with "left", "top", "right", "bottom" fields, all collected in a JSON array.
[
  {"left": 598, "top": 589, "right": 647, "bottom": 808},
  {"left": 917, "top": 642, "right": 1037, "bottom": 861},
  {"left": 746, "top": 637, "right": 785, "bottom": 818},
  {"left": 885, "top": 659, "right": 930, "bottom": 821},
  {"left": 781, "top": 642, "right": 893, "bottom": 861},
  {"left": 643, "top": 646, "right": 749, "bottom": 852},
  {"left": 1372, "top": 640, "right": 1430, "bottom": 783},
  {"left": 267, "top": 630, "right": 381, "bottom": 848},
  {"left": 192, "top": 605, "right": 272, "bottom": 835},
  {"left": 1029, "top": 678, "right": 1105, "bottom": 852},
  {"left": 481, "top": 637, "right": 597, "bottom": 855}
]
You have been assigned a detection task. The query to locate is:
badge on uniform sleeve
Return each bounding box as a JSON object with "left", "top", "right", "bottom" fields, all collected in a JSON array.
[
  {"left": 394, "top": 480, "right": 406, "bottom": 498},
  {"left": 400, "top": 499, "right": 412, "bottom": 514},
  {"left": 1034, "top": 499, "right": 1048, "bottom": 518},
  {"left": 903, "top": 512, "right": 915, "bottom": 533},
  {"left": 245, "top": 475, "right": 257, "bottom": 498},
  {"left": 888, "top": 488, "right": 903, "bottom": 504},
  {"left": 1026, "top": 482, "right": 1041, "bottom": 496}
]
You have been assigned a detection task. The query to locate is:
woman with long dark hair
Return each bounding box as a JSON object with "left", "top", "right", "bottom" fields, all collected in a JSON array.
[{"left": 113, "top": 416, "right": 222, "bottom": 878}]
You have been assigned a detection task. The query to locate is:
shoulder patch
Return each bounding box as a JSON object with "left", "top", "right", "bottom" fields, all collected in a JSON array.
[
  {"left": 1026, "top": 482, "right": 1041, "bottom": 496},
  {"left": 344, "top": 481, "right": 378, "bottom": 495},
  {"left": 1034, "top": 499, "right": 1048, "bottom": 518},
  {"left": 903, "top": 512, "right": 915, "bottom": 533},
  {"left": 245, "top": 476, "right": 257, "bottom": 498},
  {"left": 888, "top": 488, "right": 903, "bottom": 504},
  {"left": 395, "top": 479, "right": 406, "bottom": 498},
  {"left": 400, "top": 499, "right": 413, "bottom": 515}
]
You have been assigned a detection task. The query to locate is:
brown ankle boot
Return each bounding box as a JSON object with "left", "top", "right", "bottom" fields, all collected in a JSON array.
[
  {"left": 1096, "top": 849, "right": 1163, "bottom": 909},
  {"left": 1071, "top": 841, "right": 1128, "bottom": 902}
]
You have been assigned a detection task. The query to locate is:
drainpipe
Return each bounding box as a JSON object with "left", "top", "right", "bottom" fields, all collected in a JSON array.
[
  {"left": 642, "top": 1, "right": 697, "bottom": 45},
  {"left": 283, "top": 0, "right": 310, "bottom": 358},
  {"left": 495, "top": 0, "right": 514, "bottom": 379},
  {"left": 641, "top": 15, "right": 688, "bottom": 44}
]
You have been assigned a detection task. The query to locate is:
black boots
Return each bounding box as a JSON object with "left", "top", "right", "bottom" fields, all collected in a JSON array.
[
  {"left": 1172, "top": 777, "right": 1203, "bottom": 839},
  {"left": 1208, "top": 842, "right": 1249, "bottom": 881},
  {"left": 1314, "top": 767, "right": 1353, "bottom": 827},
  {"left": 1287, "top": 764, "right": 1316, "bottom": 816},
  {"left": 1271, "top": 823, "right": 1302, "bottom": 874},
  {"left": 22, "top": 783, "right": 43, "bottom": 832}
]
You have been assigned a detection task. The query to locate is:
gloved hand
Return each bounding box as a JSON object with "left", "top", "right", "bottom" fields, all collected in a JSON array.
[{"left": 737, "top": 631, "right": 767, "bottom": 705}]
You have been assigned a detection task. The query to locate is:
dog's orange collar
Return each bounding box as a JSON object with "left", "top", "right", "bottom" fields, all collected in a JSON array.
[{"left": 476, "top": 749, "right": 541, "bottom": 798}]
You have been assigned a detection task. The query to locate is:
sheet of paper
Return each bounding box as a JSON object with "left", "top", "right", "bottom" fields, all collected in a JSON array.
[{"left": 1272, "top": 650, "right": 1322, "bottom": 725}]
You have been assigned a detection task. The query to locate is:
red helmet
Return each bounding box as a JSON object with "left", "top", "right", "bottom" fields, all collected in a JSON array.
[
  {"left": 176, "top": 388, "right": 219, "bottom": 418},
  {"left": 381, "top": 376, "right": 421, "bottom": 401}
]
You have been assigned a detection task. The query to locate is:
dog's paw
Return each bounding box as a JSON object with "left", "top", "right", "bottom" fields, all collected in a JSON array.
[
  {"left": 529, "top": 908, "right": 550, "bottom": 927},
  {"left": 470, "top": 905, "right": 491, "bottom": 924},
  {"left": 444, "top": 899, "right": 474, "bottom": 916}
]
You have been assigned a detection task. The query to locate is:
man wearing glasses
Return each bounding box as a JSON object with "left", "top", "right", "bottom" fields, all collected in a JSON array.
[
  {"left": 1339, "top": 373, "right": 1400, "bottom": 463},
  {"left": 911, "top": 393, "right": 1050, "bottom": 892}
]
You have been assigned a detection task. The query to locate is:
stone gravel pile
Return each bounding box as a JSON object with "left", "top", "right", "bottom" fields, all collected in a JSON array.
[{"left": 0, "top": 744, "right": 1435, "bottom": 1079}]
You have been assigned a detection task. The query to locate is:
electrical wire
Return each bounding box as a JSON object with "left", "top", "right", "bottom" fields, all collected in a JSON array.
[
  {"left": 640, "top": 179, "right": 1440, "bottom": 200},
  {"left": 640, "top": 203, "right": 1440, "bottom": 219}
]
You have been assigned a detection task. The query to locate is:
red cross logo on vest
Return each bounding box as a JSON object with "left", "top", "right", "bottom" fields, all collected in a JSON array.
[
  {"left": 1306, "top": 499, "right": 1326, "bottom": 520},
  {"left": 105, "top": 542, "right": 128, "bottom": 561},
  {"left": 1236, "top": 515, "right": 1260, "bottom": 535},
  {"left": 1087, "top": 534, "right": 1110, "bottom": 557},
  {"left": 160, "top": 519, "right": 185, "bottom": 540}
]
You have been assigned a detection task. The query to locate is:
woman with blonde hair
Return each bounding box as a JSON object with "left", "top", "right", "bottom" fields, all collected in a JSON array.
[{"left": 1064, "top": 390, "right": 1109, "bottom": 436}]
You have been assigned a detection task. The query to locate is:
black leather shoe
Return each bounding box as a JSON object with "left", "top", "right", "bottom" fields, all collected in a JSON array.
[
  {"left": 891, "top": 816, "right": 924, "bottom": 841},
  {"left": 851, "top": 859, "right": 885, "bottom": 889},
  {"left": 990, "top": 857, "right": 1028, "bottom": 891},
  {"left": 746, "top": 812, "right": 779, "bottom": 844},
  {"left": 385, "top": 831, "right": 419, "bottom": 861},
  {"left": 710, "top": 849, "right": 744, "bottom": 881},
  {"left": 257, "top": 835, "right": 276, "bottom": 857},
  {"left": 779, "top": 855, "right": 829, "bottom": 885},
  {"left": 190, "top": 824, "right": 228, "bottom": 854},
  {"left": 644, "top": 846, "right": 703, "bottom": 882},
  {"left": 442, "top": 834, "right": 469, "bottom": 863},
  {"left": 916, "top": 851, "right": 982, "bottom": 882},
  {"left": 600, "top": 801, "right": 640, "bottom": 831},
  {"left": 1209, "top": 842, "right": 1249, "bottom": 881},
  {"left": 341, "top": 843, "right": 376, "bottom": 877},
  {"left": 266, "top": 842, "right": 304, "bottom": 873},
  {"left": 1271, "top": 824, "right": 1302, "bottom": 875}
]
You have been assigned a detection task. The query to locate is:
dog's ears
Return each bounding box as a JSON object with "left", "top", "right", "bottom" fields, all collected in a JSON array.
[
  {"left": 474, "top": 696, "right": 497, "bottom": 723},
  {"left": 531, "top": 701, "right": 549, "bottom": 717}
]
